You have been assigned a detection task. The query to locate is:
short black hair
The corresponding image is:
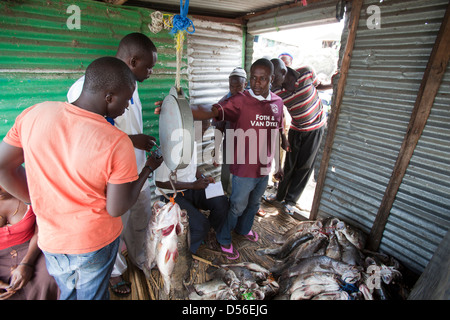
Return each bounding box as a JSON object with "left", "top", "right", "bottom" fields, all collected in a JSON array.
[
  {"left": 83, "top": 56, "right": 135, "bottom": 93},
  {"left": 251, "top": 58, "right": 274, "bottom": 75},
  {"left": 116, "top": 32, "right": 157, "bottom": 59}
]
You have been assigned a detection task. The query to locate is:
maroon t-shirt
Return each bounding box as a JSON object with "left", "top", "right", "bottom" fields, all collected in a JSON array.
[{"left": 214, "top": 90, "right": 284, "bottom": 178}]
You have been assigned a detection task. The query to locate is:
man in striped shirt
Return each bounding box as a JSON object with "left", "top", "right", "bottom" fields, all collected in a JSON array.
[{"left": 268, "top": 58, "right": 332, "bottom": 215}]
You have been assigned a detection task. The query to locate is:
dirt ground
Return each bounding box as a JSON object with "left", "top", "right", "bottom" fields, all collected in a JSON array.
[{"left": 109, "top": 182, "right": 314, "bottom": 300}]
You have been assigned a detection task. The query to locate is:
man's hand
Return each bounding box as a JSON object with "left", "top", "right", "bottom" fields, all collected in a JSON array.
[
  {"left": 154, "top": 100, "right": 163, "bottom": 115},
  {"left": 129, "top": 134, "right": 157, "bottom": 152},
  {"left": 145, "top": 151, "right": 163, "bottom": 171},
  {"left": 192, "top": 178, "right": 211, "bottom": 190},
  {"left": 0, "top": 280, "right": 16, "bottom": 300},
  {"left": 274, "top": 169, "right": 284, "bottom": 181},
  {"left": 281, "top": 134, "right": 291, "bottom": 152}
]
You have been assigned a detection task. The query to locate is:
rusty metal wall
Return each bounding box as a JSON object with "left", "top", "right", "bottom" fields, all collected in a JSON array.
[
  {"left": 246, "top": 0, "right": 338, "bottom": 34},
  {"left": 186, "top": 18, "right": 244, "bottom": 180},
  {"left": 316, "top": 0, "right": 449, "bottom": 274},
  {"left": 384, "top": 61, "right": 450, "bottom": 273}
]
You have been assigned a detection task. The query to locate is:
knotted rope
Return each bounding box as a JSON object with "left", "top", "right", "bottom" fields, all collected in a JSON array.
[{"left": 149, "top": 1, "right": 195, "bottom": 94}]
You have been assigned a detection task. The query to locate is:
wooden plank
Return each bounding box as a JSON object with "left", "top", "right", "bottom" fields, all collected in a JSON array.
[
  {"left": 367, "top": 2, "right": 450, "bottom": 251},
  {"left": 310, "top": 0, "right": 363, "bottom": 220}
]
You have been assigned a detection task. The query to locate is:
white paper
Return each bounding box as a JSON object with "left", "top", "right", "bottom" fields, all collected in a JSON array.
[{"left": 205, "top": 181, "right": 225, "bottom": 199}]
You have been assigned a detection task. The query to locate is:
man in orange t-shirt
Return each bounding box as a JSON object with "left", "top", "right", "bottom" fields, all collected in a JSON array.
[{"left": 0, "top": 57, "right": 162, "bottom": 300}]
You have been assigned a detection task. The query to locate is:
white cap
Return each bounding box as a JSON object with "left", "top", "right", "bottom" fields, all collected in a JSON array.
[{"left": 229, "top": 67, "right": 247, "bottom": 79}]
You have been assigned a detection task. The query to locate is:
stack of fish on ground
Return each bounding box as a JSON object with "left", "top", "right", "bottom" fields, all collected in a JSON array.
[
  {"left": 188, "top": 262, "right": 280, "bottom": 300},
  {"left": 256, "top": 217, "right": 406, "bottom": 300}
]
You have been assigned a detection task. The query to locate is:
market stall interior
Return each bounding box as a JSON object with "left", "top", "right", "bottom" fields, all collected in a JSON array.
[{"left": 0, "top": 0, "right": 448, "bottom": 301}]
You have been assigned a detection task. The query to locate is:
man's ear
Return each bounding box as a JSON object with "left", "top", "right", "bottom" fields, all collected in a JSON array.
[
  {"left": 105, "top": 93, "right": 113, "bottom": 104},
  {"left": 129, "top": 57, "right": 137, "bottom": 69}
]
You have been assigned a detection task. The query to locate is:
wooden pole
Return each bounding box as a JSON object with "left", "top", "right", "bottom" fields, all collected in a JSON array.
[
  {"left": 367, "top": 2, "right": 450, "bottom": 251},
  {"left": 310, "top": 0, "right": 363, "bottom": 220}
]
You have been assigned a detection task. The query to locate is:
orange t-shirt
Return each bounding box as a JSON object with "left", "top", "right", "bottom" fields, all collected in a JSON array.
[{"left": 4, "top": 102, "right": 139, "bottom": 254}]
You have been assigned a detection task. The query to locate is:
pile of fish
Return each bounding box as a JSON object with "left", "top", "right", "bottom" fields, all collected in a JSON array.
[
  {"left": 143, "top": 200, "right": 191, "bottom": 298},
  {"left": 255, "top": 217, "right": 408, "bottom": 300},
  {"left": 188, "top": 262, "right": 279, "bottom": 300}
]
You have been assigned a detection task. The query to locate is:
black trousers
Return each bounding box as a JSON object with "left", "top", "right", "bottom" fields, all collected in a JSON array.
[
  {"left": 276, "top": 126, "right": 324, "bottom": 206},
  {"left": 161, "top": 189, "right": 229, "bottom": 253}
]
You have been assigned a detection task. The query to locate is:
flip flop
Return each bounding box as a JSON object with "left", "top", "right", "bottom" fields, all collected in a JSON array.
[
  {"left": 109, "top": 280, "right": 132, "bottom": 297},
  {"left": 262, "top": 194, "right": 278, "bottom": 204},
  {"left": 256, "top": 208, "right": 267, "bottom": 217},
  {"left": 282, "top": 202, "right": 297, "bottom": 216},
  {"left": 220, "top": 244, "right": 240, "bottom": 260},
  {"left": 244, "top": 230, "right": 259, "bottom": 242}
]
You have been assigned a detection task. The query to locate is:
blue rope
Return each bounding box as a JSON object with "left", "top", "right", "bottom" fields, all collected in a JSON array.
[
  {"left": 338, "top": 278, "right": 359, "bottom": 294},
  {"left": 170, "top": 0, "right": 195, "bottom": 34}
]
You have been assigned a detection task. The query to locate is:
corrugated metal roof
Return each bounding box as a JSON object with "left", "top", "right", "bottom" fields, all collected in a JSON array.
[
  {"left": 247, "top": 0, "right": 338, "bottom": 34},
  {"left": 126, "top": 0, "right": 298, "bottom": 19},
  {"left": 317, "top": 0, "right": 449, "bottom": 273}
]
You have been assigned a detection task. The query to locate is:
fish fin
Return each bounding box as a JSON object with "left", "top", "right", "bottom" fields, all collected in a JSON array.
[{"left": 165, "top": 250, "right": 171, "bottom": 263}]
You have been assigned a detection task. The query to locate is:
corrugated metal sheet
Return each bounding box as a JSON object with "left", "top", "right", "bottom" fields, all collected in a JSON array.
[
  {"left": 317, "top": 0, "right": 449, "bottom": 273},
  {"left": 127, "top": 0, "right": 296, "bottom": 19},
  {"left": 384, "top": 61, "right": 450, "bottom": 273},
  {"left": 187, "top": 18, "right": 243, "bottom": 105},
  {"left": 246, "top": 0, "right": 338, "bottom": 34},
  {"left": 0, "top": 0, "right": 184, "bottom": 141},
  {"left": 187, "top": 17, "right": 244, "bottom": 179}
]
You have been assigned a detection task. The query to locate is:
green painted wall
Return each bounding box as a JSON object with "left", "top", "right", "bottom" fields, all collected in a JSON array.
[{"left": 0, "top": 0, "right": 188, "bottom": 142}]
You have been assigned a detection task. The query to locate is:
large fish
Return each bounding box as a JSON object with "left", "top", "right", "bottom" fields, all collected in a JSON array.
[
  {"left": 280, "top": 256, "right": 361, "bottom": 280},
  {"left": 166, "top": 208, "right": 192, "bottom": 299},
  {"left": 270, "top": 234, "right": 328, "bottom": 277},
  {"left": 325, "top": 233, "right": 342, "bottom": 261},
  {"left": 144, "top": 200, "right": 185, "bottom": 296},
  {"left": 287, "top": 272, "right": 339, "bottom": 295},
  {"left": 336, "top": 221, "right": 367, "bottom": 250},
  {"left": 256, "top": 233, "right": 314, "bottom": 260},
  {"left": 273, "top": 220, "right": 321, "bottom": 244},
  {"left": 290, "top": 283, "right": 341, "bottom": 300},
  {"left": 335, "top": 230, "right": 364, "bottom": 266},
  {"left": 189, "top": 287, "right": 237, "bottom": 300},
  {"left": 311, "top": 290, "right": 350, "bottom": 300}
]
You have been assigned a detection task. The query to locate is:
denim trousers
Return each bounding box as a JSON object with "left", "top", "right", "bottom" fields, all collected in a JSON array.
[
  {"left": 43, "top": 237, "right": 120, "bottom": 300},
  {"left": 216, "top": 175, "right": 269, "bottom": 245}
]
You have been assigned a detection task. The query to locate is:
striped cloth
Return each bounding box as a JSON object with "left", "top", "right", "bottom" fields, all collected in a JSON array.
[{"left": 272, "top": 66, "right": 325, "bottom": 132}]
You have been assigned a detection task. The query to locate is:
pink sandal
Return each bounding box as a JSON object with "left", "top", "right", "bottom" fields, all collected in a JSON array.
[
  {"left": 220, "top": 244, "right": 240, "bottom": 260},
  {"left": 244, "top": 230, "right": 259, "bottom": 242}
]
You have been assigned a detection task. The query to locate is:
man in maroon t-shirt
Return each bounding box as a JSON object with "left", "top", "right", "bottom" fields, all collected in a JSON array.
[{"left": 191, "top": 58, "right": 288, "bottom": 259}]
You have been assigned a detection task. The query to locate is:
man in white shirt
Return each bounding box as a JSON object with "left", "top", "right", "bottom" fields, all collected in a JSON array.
[
  {"left": 155, "top": 120, "right": 228, "bottom": 254},
  {"left": 67, "top": 33, "right": 158, "bottom": 297}
]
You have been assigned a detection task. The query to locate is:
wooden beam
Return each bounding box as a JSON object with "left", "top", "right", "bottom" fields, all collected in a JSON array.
[
  {"left": 310, "top": 0, "right": 363, "bottom": 220},
  {"left": 367, "top": 2, "right": 450, "bottom": 251},
  {"left": 241, "top": 0, "right": 324, "bottom": 21},
  {"left": 191, "top": 14, "right": 245, "bottom": 25}
]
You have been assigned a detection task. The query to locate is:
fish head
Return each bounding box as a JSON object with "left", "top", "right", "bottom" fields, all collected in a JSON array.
[{"left": 343, "top": 226, "right": 367, "bottom": 249}]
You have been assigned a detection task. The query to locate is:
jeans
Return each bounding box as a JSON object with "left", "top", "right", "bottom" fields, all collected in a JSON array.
[
  {"left": 216, "top": 175, "right": 269, "bottom": 245},
  {"left": 43, "top": 237, "right": 120, "bottom": 300}
]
